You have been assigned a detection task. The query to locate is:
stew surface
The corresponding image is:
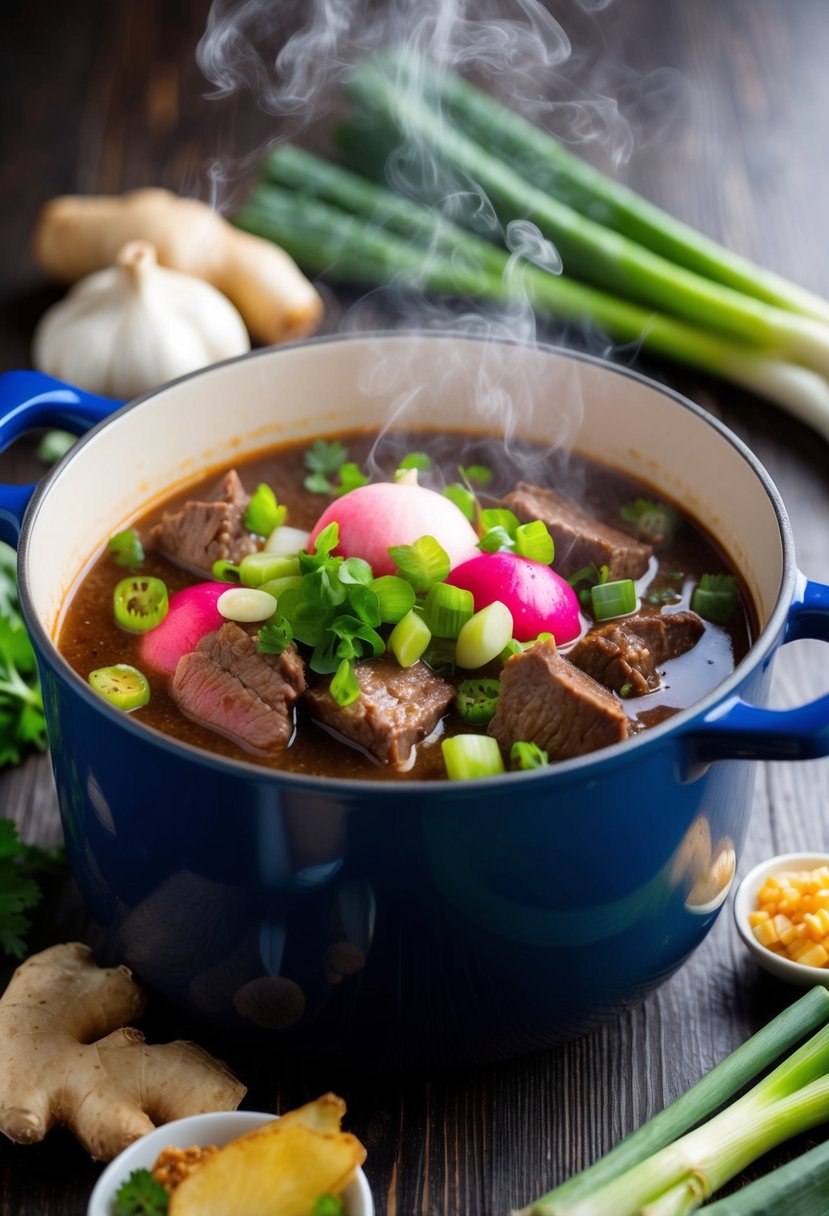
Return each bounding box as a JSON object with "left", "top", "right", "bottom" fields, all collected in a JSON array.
[{"left": 57, "top": 429, "right": 754, "bottom": 780}]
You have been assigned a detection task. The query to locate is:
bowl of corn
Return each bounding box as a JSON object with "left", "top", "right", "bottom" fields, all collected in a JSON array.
[{"left": 734, "top": 852, "right": 829, "bottom": 986}]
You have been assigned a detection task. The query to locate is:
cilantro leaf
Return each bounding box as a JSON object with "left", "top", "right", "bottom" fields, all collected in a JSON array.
[
  {"left": 0, "top": 820, "right": 65, "bottom": 958},
  {"left": 0, "top": 545, "right": 47, "bottom": 764},
  {"left": 304, "top": 439, "right": 348, "bottom": 477},
  {"left": 113, "top": 1167, "right": 169, "bottom": 1216}
]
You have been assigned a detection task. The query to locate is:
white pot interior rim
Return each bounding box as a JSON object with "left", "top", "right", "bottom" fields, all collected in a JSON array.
[{"left": 18, "top": 331, "right": 798, "bottom": 787}]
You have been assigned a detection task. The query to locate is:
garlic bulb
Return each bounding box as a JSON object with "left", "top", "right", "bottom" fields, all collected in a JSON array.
[{"left": 32, "top": 240, "right": 250, "bottom": 398}]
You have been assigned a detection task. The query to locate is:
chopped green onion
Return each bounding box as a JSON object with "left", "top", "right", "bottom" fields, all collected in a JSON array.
[
  {"left": 388, "top": 608, "right": 431, "bottom": 667},
  {"left": 244, "top": 483, "right": 286, "bottom": 536},
  {"left": 370, "top": 575, "right": 416, "bottom": 623},
  {"left": 692, "top": 573, "right": 739, "bottom": 624},
  {"left": 257, "top": 615, "right": 293, "bottom": 654},
  {"left": 459, "top": 464, "right": 493, "bottom": 487},
  {"left": 217, "top": 587, "right": 278, "bottom": 623},
  {"left": 107, "top": 529, "right": 144, "bottom": 568},
  {"left": 258, "top": 575, "right": 302, "bottom": 599},
  {"left": 590, "top": 578, "right": 637, "bottom": 621},
  {"left": 514, "top": 520, "right": 555, "bottom": 565},
  {"left": 88, "top": 664, "right": 150, "bottom": 711},
  {"left": 389, "top": 535, "right": 451, "bottom": 593},
  {"left": 36, "top": 429, "right": 76, "bottom": 464},
  {"left": 238, "top": 552, "right": 301, "bottom": 587},
  {"left": 620, "top": 497, "right": 680, "bottom": 544},
  {"left": 500, "top": 632, "right": 554, "bottom": 662},
  {"left": 264, "top": 524, "right": 310, "bottom": 556},
  {"left": 422, "top": 636, "right": 457, "bottom": 674},
  {"left": 443, "top": 483, "right": 477, "bottom": 520},
  {"left": 703, "top": 1138, "right": 829, "bottom": 1215},
  {"left": 442, "top": 734, "right": 505, "bottom": 780},
  {"left": 330, "top": 658, "right": 361, "bottom": 707},
  {"left": 424, "top": 582, "right": 474, "bottom": 638},
  {"left": 456, "top": 677, "right": 501, "bottom": 725},
  {"left": 455, "top": 601, "right": 514, "bottom": 669},
  {"left": 399, "top": 451, "right": 432, "bottom": 470},
  {"left": 212, "top": 559, "right": 241, "bottom": 583},
  {"left": 568, "top": 562, "right": 607, "bottom": 589},
  {"left": 395, "top": 466, "right": 420, "bottom": 484},
  {"left": 113, "top": 577, "right": 169, "bottom": 633},
  {"left": 510, "top": 741, "right": 549, "bottom": 770}
]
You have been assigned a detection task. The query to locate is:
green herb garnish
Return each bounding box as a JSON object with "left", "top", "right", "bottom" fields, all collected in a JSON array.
[
  {"left": 256, "top": 615, "right": 293, "bottom": 655},
  {"left": 107, "top": 529, "right": 145, "bottom": 568},
  {"left": 113, "top": 1167, "right": 169, "bottom": 1216},
  {"left": 244, "top": 483, "right": 287, "bottom": 536},
  {"left": 303, "top": 440, "right": 368, "bottom": 497},
  {"left": 620, "top": 497, "right": 679, "bottom": 545},
  {"left": 330, "top": 658, "right": 361, "bottom": 706},
  {"left": 398, "top": 451, "right": 432, "bottom": 471},
  {"left": 691, "top": 572, "right": 739, "bottom": 624},
  {"left": 0, "top": 820, "right": 65, "bottom": 959},
  {"left": 0, "top": 543, "right": 47, "bottom": 767},
  {"left": 389, "top": 535, "right": 450, "bottom": 593},
  {"left": 510, "top": 741, "right": 549, "bottom": 770}
]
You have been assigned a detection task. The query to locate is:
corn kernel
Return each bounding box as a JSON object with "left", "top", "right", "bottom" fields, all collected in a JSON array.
[
  {"left": 749, "top": 910, "right": 771, "bottom": 926},
  {"left": 793, "top": 943, "right": 829, "bottom": 969},
  {"left": 753, "top": 920, "right": 780, "bottom": 947},
  {"left": 753, "top": 864, "right": 829, "bottom": 967}
]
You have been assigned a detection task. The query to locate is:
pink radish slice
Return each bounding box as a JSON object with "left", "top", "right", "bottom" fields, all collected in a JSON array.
[
  {"left": 308, "top": 482, "right": 479, "bottom": 576},
  {"left": 140, "top": 582, "right": 233, "bottom": 674},
  {"left": 446, "top": 551, "right": 581, "bottom": 644}
]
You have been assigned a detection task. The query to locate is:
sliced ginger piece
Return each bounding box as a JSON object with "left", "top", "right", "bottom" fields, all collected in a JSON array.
[
  {"left": 168, "top": 1115, "right": 366, "bottom": 1216},
  {"left": 0, "top": 942, "right": 246, "bottom": 1160}
]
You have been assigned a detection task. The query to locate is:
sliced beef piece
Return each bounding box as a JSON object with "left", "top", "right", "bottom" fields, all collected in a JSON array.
[
  {"left": 305, "top": 656, "right": 455, "bottom": 766},
  {"left": 488, "top": 636, "right": 630, "bottom": 761},
  {"left": 150, "top": 468, "right": 257, "bottom": 572},
  {"left": 171, "top": 621, "right": 306, "bottom": 753},
  {"left": 501, "top": 481, "right": 653, "bottom": 582},
  {"left": 568, "top": 610, "right": 705, "bottom": 697}
]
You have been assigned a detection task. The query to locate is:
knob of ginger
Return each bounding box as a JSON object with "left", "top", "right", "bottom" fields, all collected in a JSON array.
[
  {"left": 33, "top": 188, "right": 323, "bottom": 346},
  {"left": 0, "top": 942, "right": 246, "bottom": 1160}
]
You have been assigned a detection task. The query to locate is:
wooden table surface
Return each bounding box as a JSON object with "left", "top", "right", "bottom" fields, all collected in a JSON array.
[{"left": 2, "top": 1, "right": 828, "bottom": 1212}]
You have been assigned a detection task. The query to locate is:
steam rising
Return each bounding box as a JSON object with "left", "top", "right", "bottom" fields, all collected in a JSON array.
[{"left": 196, "top": 0, "right": 675, "bottom": 476}]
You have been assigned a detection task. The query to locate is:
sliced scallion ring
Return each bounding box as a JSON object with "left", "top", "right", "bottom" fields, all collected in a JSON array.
[
  {"left": 113, "top": 577, "right": 169, "bottom": 633},
  {"left": 441, "top": 734, "right": 505, "bottom": 781},
  {"left": 88, "top": 664, "right": 150, "bottom": 711},
  {"left": 590, "top": 578, "right": 637, "bottom": 621}
]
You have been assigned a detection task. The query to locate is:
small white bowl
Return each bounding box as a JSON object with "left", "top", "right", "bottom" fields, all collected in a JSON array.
[
  {"left": 733, "top": 852, "right": 829, "bottom": 987},
  {"left": 87, "top": 1109, "right": 374, "bottom": 1216}
]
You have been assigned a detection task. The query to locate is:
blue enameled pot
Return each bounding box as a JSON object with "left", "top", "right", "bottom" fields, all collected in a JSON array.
[{"left": 1, "top": 333, "right": 828, "bottom": 1067}]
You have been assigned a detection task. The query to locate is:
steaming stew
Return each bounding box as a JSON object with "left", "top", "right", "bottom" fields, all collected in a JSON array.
[{"left": 57, "top": 429, "right": 754, "bottom": 781}]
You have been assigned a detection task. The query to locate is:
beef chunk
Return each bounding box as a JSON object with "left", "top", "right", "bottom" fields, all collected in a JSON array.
[
  {"left": 150, "top": 469, "right": 258, "bottom": 572},
  {"left": 172, "top": 621, "right": 306, "bottom": 752},
  {"left": 501, "top": 482, "right": 652, "bottom": 581},
  {"left": 488, "top": 637, "right": 630, "bottom": 761},
  {"left": 568, "top": 610, "right": 705, "bottom": 696},
  {"left": 305, "top": 656, "right": 455, "bottom": 766}
]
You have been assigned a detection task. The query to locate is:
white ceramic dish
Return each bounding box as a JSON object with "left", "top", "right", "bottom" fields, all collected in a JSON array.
[
  {"left": 87, "top": 1109, "right": 374, "bottom": 1216},
  {"left": 733, "top": 852, "right": 829, "bottom": 987}
]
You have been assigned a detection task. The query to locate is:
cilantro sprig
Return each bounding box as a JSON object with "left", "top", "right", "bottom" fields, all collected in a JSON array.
[
  {"left": 0, "top": 542, "right": 47, "bottom": 766},
  {"left": 0, "top": 820, "right": 65, "bottom": 959},
  {"left": 303, "top": 440, "right": 369, "bottom": 498},
  {"left": 113, "top": 1167, "right": 169, "bottom": 1216},
  {"left": 257, "top": 523, "right": 404, "bottom": 674}
]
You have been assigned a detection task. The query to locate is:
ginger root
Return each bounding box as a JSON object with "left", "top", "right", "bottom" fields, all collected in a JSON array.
[
  {"left": 0, "top": 942, "right": 246, "bottom": 1161},
  {"left": 33, "top": 188, "right": 323, "bottom": 346}
]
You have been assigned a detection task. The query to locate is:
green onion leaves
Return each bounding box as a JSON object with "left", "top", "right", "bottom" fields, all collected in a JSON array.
[
  {"left": 244, "top": 483, "right": 287, "bottom": 536},
  {"left": 424, "top": 582, "right": 474, "bottom": 638},
  {"left": 590, "top": 578, "right": 637, "bottom": 621},
  {"left": 442, "top": 734, "right": 505, "bottom": 780},
  {"left": 107, "top": 529, "right": 144, "bottom": 568},
  {"left": 692, "top": 573, "right": 740, "bottom": 624},
  {"left": 477, "top": 509, "right": 555, "bottom": 564},
  {"left": 330, "top": 658, "right": 361, "bottom": 706}
]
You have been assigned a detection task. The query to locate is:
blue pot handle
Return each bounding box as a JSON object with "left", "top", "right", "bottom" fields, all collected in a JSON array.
[
  {"left": 693, "top": 576, "right": 829, "bottom": 763},
  {"left": 0, "top": 371, "right": 123, "bottom": 545}
]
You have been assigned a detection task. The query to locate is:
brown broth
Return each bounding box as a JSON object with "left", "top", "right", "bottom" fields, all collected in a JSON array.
[{"left": 57, "top": 430, "right": 754, "bottom": 780}]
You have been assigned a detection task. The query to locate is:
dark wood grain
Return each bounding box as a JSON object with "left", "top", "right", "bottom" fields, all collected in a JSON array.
[{"left": 1, "top": 1, "right": 829, "bottom": 1213}]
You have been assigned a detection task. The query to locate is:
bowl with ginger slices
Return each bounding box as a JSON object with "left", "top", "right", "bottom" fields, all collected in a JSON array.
[
  {"left": 87, "top": 1098, "right": 373, "bottom": 1216},
  {"left": 734, "top": 852, "right": 829, "bottom": 987}
]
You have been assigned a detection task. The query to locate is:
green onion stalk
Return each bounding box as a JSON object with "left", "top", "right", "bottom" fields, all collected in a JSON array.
[
  {"left": 339, "top": 58, "right": 829, "bottom": 378},
  {"left": 375, "top": 48, "right": 829, "bottom": 327},
  {"left": 234, "top": 180, "right": 829, "bottom": 438},
  {"left": 514, "top": 987, "right": 829, "bottom": 1216}
]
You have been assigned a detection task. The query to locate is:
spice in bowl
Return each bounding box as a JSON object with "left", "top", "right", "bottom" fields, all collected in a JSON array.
[{"left": 749, "top": 864, "right": 829, "bottom": 969}]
